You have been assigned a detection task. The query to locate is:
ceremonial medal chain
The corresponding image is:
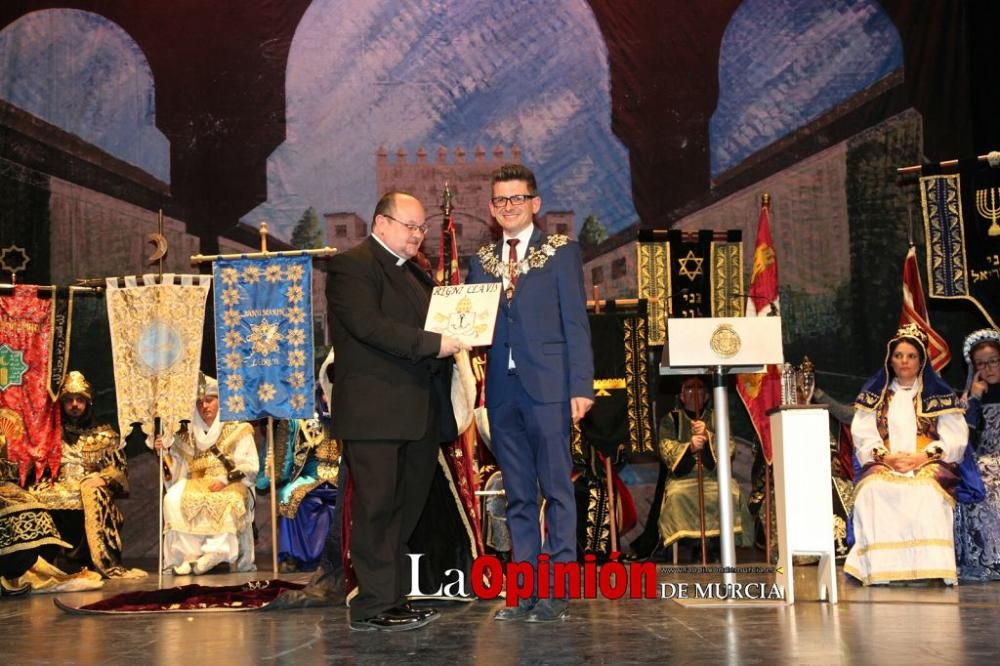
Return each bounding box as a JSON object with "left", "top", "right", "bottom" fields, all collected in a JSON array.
[{"left": 476, "top": 234, "right": 570, "bottom": 280}]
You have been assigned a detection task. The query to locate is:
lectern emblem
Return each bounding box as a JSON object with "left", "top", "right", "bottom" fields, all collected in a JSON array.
[{"left": 709, "top": 324, "right": 741, "bottom": 358}]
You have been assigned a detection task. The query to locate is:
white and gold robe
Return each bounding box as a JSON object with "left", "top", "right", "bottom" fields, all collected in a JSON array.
[{"left": 160, "top": 413, "right": 258, "bottom": 571}]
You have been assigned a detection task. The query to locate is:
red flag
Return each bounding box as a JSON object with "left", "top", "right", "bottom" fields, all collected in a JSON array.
[
  {"left": 0, "top": 285, "right": 63, "bottom": 484},
  {"left": 899, "top": 246, "right": 950, "bottom": 371},
  {"left": 446, "top": 213, "right": 460, "bottom": 285},
  {"left": 435, "top": 212, "right": 461, "bottom": 286},
  {"left": 736, "top": 201, "right": 782, "bottom": 463}
]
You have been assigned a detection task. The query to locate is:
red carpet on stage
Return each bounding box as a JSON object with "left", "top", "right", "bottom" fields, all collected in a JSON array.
[{"left": 54, "top": 579, "right": 305, "bottom": 614}]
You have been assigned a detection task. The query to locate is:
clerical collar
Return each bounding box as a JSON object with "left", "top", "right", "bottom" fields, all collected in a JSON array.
[{"left": 371, "top": 234, "right": 407, "bottom": 266}]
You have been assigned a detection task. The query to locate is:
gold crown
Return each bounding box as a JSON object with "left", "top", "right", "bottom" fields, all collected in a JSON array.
[
  {"left": 60, "top": 371, "right": 93, "bottom": 401},
  {"left": 894, "top": 322, "right": 929, "bottom": 347}
]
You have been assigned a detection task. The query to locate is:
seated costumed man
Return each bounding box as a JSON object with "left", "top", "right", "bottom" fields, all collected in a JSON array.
[
  {"left": 28, "top": 371, "right": 145, "bottom": 579},
  {"left": 1, "top": 420, "right": 103, "bottom": 596},
  {"left": 259, "top": 414, "right": 340, "bottom": 573},
  {"left": 153, "top": 374, "right": 259, "bottom": 575},
  {"left": 657, "top": 376, "right": 752, "bottom": 561}
]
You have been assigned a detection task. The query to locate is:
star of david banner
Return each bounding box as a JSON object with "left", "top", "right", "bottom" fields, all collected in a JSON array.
[
  {"left": 667, "top": 229, "right": 713, "bottom": 319},
  {"left": 213, "top": 256, "right": 315, "bottom": 420},
  {"left": 637, "top": 230, "right": 744, "bottom": 346},
  {"left": 106, "top": 274, "right": 212, "bottom": 442},
  {"left": 0, "top": 285, "right": 63, "bottom": 484}
]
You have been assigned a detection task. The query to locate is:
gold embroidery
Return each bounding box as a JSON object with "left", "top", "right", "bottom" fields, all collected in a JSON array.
[
  {"left": 844, "top": 562, "right": 957, "bottom": 585},
  {"left": 853, "top": 538, "right": 954, "bottom": 556}
]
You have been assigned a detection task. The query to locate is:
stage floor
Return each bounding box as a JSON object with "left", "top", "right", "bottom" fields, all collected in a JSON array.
[{"left": 5, "top": 564, "right": 1000, "bottom": 665}]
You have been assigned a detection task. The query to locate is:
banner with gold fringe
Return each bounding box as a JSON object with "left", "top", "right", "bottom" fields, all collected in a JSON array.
[
  {"left": 213, "top": 255, "right": 315, "bottom": 420},
  {"left": 105, "top": 274, "right": 211, "bottom": 442}
]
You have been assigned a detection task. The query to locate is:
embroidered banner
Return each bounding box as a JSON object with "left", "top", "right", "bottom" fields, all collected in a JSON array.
[
  {"left": 667, "top": 229, "right": 713, "bottom": 319},
  {"left": 106, "top": 274, "right": 211, "bottom": 441},
  {"left": 0, "top": 285, "right": 63, "bottom": 483},
  {"left": 638, "top": 231, "right": 745, "bottom": 345},
  {"left": 921, "top": 164, "right": 1000, "bottom": 327},
  {"left": 710, "top": 232, "right": 744, "bottom": 317},
  {"left": 636, "top": 238, "right": 669, "bottom": 346},
  {"left": 572, "top": 302, "right": 654, "bottom": 464},
  {"left": 49, "top": 289, "right": 74, "bottom": 398},
  {"left": 213, "top": 256, "right": 315, "bottom": 420}
]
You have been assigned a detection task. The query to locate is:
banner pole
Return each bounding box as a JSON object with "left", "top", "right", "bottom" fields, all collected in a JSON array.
[
  {"left": 268, "top": 416, "right": 278, "bottom": 575},
  {"left": 158, "top": 440, "right": 164, "bottom": 589}
]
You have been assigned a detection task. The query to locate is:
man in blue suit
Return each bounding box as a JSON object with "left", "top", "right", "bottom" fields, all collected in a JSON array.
[{"left": 467, "top": 164, "right": 594, "bottom": 622}]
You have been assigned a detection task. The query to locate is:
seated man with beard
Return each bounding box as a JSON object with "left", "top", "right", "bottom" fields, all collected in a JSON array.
[
  {"left": 28, "top": 371, "right": 145, "bottom": 579},
  {"left": 153, "top": 374, "right": 258, "bottom": 575}
]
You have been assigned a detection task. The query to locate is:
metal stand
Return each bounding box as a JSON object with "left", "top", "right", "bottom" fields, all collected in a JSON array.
[{"left": 711, "top": 365, "right": 736, "bottom": 589}]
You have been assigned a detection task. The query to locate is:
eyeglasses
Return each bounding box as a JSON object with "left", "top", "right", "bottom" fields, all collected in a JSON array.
[
  {"left": 490, "top": 194, "right": 537, "bottom": 208},
  {"left": 974, "top": 357, "right": 1000, "bottom": 370},
  {"left": 383, "top": 214, "right": 428, "bottom": 235}
]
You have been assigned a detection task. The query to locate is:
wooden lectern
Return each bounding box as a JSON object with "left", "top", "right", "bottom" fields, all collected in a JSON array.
[
  {"left": 660, "top": 316, "right": 783, "bottom": 587},
  {"left": 769, "top": 405, "right": 838, "bottom": 604}
]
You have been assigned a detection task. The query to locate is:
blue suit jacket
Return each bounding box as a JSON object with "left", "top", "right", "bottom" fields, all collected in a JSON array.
[{"left": 467, "top": 228, "right": 594, "bottom": 407}]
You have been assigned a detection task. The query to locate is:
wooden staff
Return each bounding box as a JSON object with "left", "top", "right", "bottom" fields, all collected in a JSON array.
[
  {"left": 156, "top": 417, "right": 164, "bottom": 589},
  {"left": 689, "top": 382, "right": 708, "bottom": 565},
  {"left": 605, "top": 453, "right": 618, "bottom": 555}
]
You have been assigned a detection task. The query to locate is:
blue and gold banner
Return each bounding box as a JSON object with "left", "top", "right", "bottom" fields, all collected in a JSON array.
[
  {"left": 213, "top": 256, "right": 315, "bottom": 420},
  {"left": 921, "top": 164, "right": 1000, "bottom": 328}
]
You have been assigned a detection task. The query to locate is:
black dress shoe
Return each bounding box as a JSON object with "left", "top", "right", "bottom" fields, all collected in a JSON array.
[
  {"left": 525, "top": 598, "right": 569, "bottom": 622},
  {"left": 494, "top": 598, "right": 537, "bottom": 621},
  {"left": 390, "top": 602, "right": 440, "bottom": 622},
  {"left": 349, "top": 612, "right": 433, "bottom": 632}
]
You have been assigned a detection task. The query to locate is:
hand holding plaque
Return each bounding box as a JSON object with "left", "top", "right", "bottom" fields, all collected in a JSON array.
[{"left": 424, "top": 283, "right": 502, "bottom": 347}]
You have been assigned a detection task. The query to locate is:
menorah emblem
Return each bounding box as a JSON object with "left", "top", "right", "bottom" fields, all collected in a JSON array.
[{"left": 975, "top": 187, "right": 1000, "bottom": 236}]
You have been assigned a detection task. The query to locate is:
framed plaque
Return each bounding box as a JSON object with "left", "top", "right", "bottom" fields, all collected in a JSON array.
[{"left": 424, "top": 283, "right": 502, "bottom": 347}]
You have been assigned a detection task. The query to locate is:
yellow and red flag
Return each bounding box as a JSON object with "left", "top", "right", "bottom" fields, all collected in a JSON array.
[
  {"left": 736, "top": 200, "right": 782, "bottom": 463},
  {"left": 899, "top": 245, "right": 950, "bottom": 371}
]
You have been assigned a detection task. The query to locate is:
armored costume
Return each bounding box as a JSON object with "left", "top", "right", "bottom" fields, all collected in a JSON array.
[{"left": 27, "top": 372, "right": 144, "bottom": 578}]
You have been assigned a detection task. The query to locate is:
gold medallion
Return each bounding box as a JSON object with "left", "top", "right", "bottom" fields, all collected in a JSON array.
[{"left": 710, "top": 324, "right": 741, "bottom": 358}]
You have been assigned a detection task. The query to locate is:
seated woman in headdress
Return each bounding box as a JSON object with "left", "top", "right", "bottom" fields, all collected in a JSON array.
[
  {"left": 954, "top": 328, "right": 1000, "bottom": 581},
  {"left": 845, "top": 323, "right": 968, "bottom": 585}
]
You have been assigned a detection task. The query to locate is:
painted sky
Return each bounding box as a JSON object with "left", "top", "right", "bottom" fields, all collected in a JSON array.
[
  {"left": 0, "top": 1, "right": 907, "bottom": 237},
  {"left": 245, "top": 0, "right": 639, "bottom": 239},
  {"left": 0, "top": 9, "right": 169, "bottom": 182},
  {"left": 711, "top": 0, "right": 902, "bottom": 176}
]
